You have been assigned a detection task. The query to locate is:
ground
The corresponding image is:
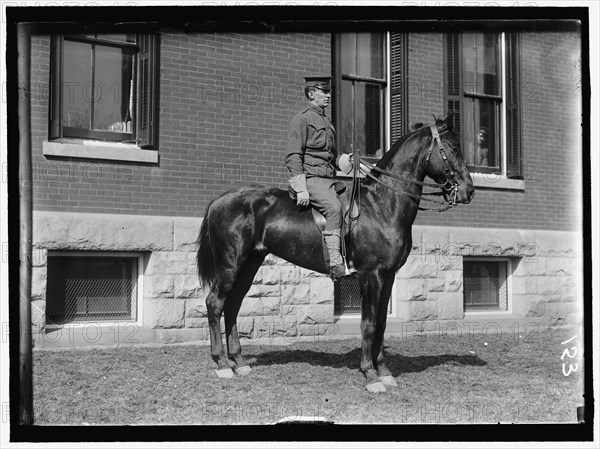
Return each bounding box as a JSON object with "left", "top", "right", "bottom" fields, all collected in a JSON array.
[{"left": 33, "top": 326, "right": 584, "bottom": 424}]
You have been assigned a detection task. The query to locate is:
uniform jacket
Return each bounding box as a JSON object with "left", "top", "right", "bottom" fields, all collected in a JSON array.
[{"left": 285, "top": 104, "right": 338, "bottom": 179}]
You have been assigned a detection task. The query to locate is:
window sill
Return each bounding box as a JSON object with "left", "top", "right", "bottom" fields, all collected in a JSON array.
[
  {"left": 43, "top": 139, "right": 158, "bottom": 164},
  {"left": 472, "top": 173, "right": 524, "bottom": 191}
]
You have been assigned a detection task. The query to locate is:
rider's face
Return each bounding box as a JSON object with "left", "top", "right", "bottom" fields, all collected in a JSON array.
[{"left": 310, "top": 88, "right": 331, "bottom": 108}]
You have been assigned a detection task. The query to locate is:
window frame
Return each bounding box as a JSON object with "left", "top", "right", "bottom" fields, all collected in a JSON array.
[
  {"left": 445, "top": 31, "right": 523, "bottom": 187},
  {"left": 45, "top": 251, "right": 144, "bottom": 328},
  {"left": 48, "top": 32, "right": 159, "bottom": 160},
  {"left": 463, "top": 257, "right": 514, "bottom": 316}
]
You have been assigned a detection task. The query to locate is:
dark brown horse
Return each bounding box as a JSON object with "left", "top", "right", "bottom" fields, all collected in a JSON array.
[{"left": 197, "top": 113, "right": 474, "bottom": 392}]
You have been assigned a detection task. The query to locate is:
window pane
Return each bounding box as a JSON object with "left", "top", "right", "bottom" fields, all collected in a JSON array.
[
  {"left": 356, "top": 33, "right": 384, "bottom": 79},
  {"left": 340, "top": 33, "right": 356, "bottom": 75},
  {"left": 62, "top": 40, "right": 92, "bottom": 129},
  {"left": 464, "top": 261, "right": 503, "bottom": 308},
  {"left": 464, "top": 97, "right": 500, "bottom": 171},
  {"left": 462, "top": 33, "right": 499, "bottom": 96},
  {"left": 354, "top": 82, "right": 383, "bottom": 159},
  {"left": 94, "top": 46, "right": 135, "bottom": 132},
  {"left": 47, "top": 255, "right": 137, "bottom": 324}
]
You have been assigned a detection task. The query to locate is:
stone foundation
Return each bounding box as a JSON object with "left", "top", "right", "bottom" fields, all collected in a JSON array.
[{"left": 31, "top": 211, "right": 583, "bottom": 348}]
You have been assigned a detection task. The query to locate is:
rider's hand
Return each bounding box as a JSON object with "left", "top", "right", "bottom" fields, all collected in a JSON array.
[{"left": 296, "top": 191, "right": 310, "bottom": 207}]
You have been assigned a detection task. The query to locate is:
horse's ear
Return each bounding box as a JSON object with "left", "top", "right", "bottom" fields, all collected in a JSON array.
[
  {"left": 443, "top": 112, "right": 455, "bottom": 130},
  {"left": 411, "top": 122, "right": 424, "bottom": 131}
]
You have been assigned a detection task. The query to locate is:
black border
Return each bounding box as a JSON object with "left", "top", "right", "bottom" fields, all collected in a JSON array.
[{"left": 5, "top": 4, "right": 593, "bottom": 444}]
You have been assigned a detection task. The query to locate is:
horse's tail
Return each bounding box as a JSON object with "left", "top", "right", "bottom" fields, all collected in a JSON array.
[{"left": 196, "top": 199, "right": 221, "bottom": 290}]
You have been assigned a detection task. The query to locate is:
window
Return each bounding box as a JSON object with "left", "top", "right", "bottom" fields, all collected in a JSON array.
[
  {"left": 334, "top": 33, "right": 389, "bottom": 163},
  {"left": 334, "top": 277, "right": 393, "bottom": 317},
  {"left": 50, "top": 33, "right": 159, "bottom": 148},
  {"left": 463, "top": 259, "right": 511, "bottom": 312},
  {"left": 46, "top": 252, "right": 140, "bottom": 325},
  {"left": 446, "top": 32, "right": 522, "bottom": 178}
]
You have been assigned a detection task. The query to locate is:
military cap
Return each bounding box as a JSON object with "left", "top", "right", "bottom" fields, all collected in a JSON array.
[{"left": 304, "top": 76, "right": 332, "bottom": 92}]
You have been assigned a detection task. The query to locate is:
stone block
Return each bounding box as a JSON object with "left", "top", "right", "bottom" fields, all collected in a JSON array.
[
  {"left": 146, "top": 252, "right": 191, "bottom": 275},
  {"left": 544, "top": 257, "right": 576, "bottom": 276},
  {"left": 309, "top": 277, "right": 334, "bottom": 304},
  {"left": 402, "top": 257, "right": 438, "bottom": 278},
  {"left": 427, "top": 277, "right": 445, "bottom": 292},
  {"left": 535, "top": 230, "right": 581, "bottom": 258},
  {"left": 397, "top": 300, "right": 438, "bottom": 321},
  {"left": 144, "top": 275, "right": 174, "bottom": 298},
  {"left": 173, "top": 218, "right": 202, "bottom": 251},
  {"left": 31, "top": 300, "right": 46, "bottom": 333},
  {"left": 512, "top": 276, "right": 539, "bottom": 295},
  {"left": 239, "top": 296, "right": 280, "bottom": 317},
  {"left": 262, "top": 266, "right": 282, "bottom": 285},
  {"left": 419, "top": 225, "right": 449, "bottom": 253},
  {"left": 33, "top": 211, "right": 173, "bottom": 251},
  {"left": 143, "top": 298, "right": 185, "bottom": 329},
  {"left": 246, "top": 284, "right": 281, "bottom": 298},
  {"left": 444, "top": 271, "right": 463, "bottom": 292},
  {"left": 31, "top": 266, "right": 47, "bottom": 301},
  {"left": 280, "top": 265, "right": 303, "bottom": 284},
  {"left": 294, "top": 304, "right": 334, "bottom": 325},
  {"left": 185, "top": 296, "right": 207, "bottom": 318},
  {"left": 281, "top": 283, "right": 311, "bottom": 305},
  {"left": 396, "top": 278, "right": 428, "bottom": 301},
  {"left": 174, "top": 275, "right": 204, "bottom": 299},
  {"left": 185, "top": 317, "right": 207, "bottom": 329},
  {"left": 32, "top": 247, "right": 47, "bottom": 267},
  {"left": 537, "top": 276, "right": 574, "bottom": 295},
  {"left": 436, "top": 292, "right": 464, "bottom": 320}
]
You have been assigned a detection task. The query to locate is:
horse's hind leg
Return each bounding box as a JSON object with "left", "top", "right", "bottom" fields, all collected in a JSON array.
[
  {"left": 224, "top": 251, "right": 266, "bottom": 376},
  {"left": 206, "top": 272, "right": 237, "bottom": 378}
]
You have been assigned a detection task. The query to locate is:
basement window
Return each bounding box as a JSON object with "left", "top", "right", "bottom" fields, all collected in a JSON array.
[
  {"left": 463, "top": 258, "right": 511, "bottom": 313},
  {"left": 46, "top": 252, "right": 141, "bottom": 325}
]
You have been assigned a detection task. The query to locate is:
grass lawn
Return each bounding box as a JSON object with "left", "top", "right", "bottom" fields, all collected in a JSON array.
[{"left": 33, "top": 326, "right": 584, "bottom": 425}]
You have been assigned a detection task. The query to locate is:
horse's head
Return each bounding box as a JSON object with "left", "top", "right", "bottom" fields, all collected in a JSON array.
[{"left": 423, "top": 113, "right": 475, "bottom": 205}]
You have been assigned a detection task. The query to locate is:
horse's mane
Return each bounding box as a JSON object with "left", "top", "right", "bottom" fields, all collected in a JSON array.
[{"left": 372, "top": 117, "right": 450, "bottom": 172}]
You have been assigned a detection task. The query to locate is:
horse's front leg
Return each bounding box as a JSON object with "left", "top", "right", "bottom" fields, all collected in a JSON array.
[
  {"left": 373, "top": 272, "right": 398, "bottom": 387},
  {"left": 359, "top": 271, "right": 387, "bottom": 393}
]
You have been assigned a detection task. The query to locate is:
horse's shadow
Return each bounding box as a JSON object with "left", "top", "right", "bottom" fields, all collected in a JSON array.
[{"left": 252, "top": 348, "right": 486, "bottom": 374}]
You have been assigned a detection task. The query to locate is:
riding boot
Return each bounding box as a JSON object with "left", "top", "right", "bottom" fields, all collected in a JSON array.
[{"left": 323, "top": 229, "right": 349, "bottom": 279}]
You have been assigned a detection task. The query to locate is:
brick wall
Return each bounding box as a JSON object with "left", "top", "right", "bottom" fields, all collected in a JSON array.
[
  {"left": 30, "top": 30, "right": 581, "bottom": 232},
  {"left": 30, "top": 32, "right": 331, "bottom": 216},
  {"left": 409, "top": 32, "right": 582, "bottom": 232}
]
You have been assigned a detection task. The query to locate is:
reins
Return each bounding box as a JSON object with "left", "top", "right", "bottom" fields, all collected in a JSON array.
[{"left": 346, "top": 123, "right": 460, "bottom": 233}]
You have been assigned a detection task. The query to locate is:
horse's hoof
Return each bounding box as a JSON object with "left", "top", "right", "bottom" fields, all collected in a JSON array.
[
  {"left": 235, "top": 365, "right": 252, "bottom": 376},
  {"left": 216, "top": 367, "right": 235, "bottom": 379},
  {"left": 379, "top": 376, "right": 398, "bottom": 387},
  {"left": 365, "top": 382, "right": 387, "bottom": 393}
]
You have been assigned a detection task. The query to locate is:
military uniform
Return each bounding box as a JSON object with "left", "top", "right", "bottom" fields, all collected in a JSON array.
[
  {"left": 285, "top": 103, "right": 342, "bottom": 231},
  {"left": 284, "top": 76, "right": 354, "bottom": 279}
]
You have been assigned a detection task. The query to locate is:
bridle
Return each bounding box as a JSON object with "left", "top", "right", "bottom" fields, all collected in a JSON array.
[{"left": 351, "top": 123, "right": 460, "bottom": 214}]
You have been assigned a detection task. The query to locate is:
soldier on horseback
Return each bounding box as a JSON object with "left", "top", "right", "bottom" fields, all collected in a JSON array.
[{"left": 285, "top": 76, "right": 355, "bottom": 279}]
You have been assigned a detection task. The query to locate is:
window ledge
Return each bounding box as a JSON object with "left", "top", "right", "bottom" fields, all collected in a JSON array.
[
  {"left": 43, "top": 139, "right": 158, "bottom": 164},
  {"left": 472, "top": 173, "right": 524, "bottom": 191}
]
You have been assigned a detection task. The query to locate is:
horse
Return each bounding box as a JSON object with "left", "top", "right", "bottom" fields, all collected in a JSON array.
[{"left": 196, "top": 113, "right": 474, "bottom": 392}]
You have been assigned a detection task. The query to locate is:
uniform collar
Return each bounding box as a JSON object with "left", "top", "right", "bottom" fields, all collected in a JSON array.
[{"left": 307, "top": 103, "right": 326, "bottom": 116}]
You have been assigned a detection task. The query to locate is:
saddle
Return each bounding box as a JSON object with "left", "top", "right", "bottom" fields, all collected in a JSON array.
[
  {"left": 288, "top": 181, "right": 359, "bottom": 271},
  {"left": 287, "top": 181, "right": 358, "bottom": 234}
]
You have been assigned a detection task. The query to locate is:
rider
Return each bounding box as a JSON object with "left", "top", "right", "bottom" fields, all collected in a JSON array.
[{"left": 285, "top": 76, "right": 354, "bottom": 279}]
